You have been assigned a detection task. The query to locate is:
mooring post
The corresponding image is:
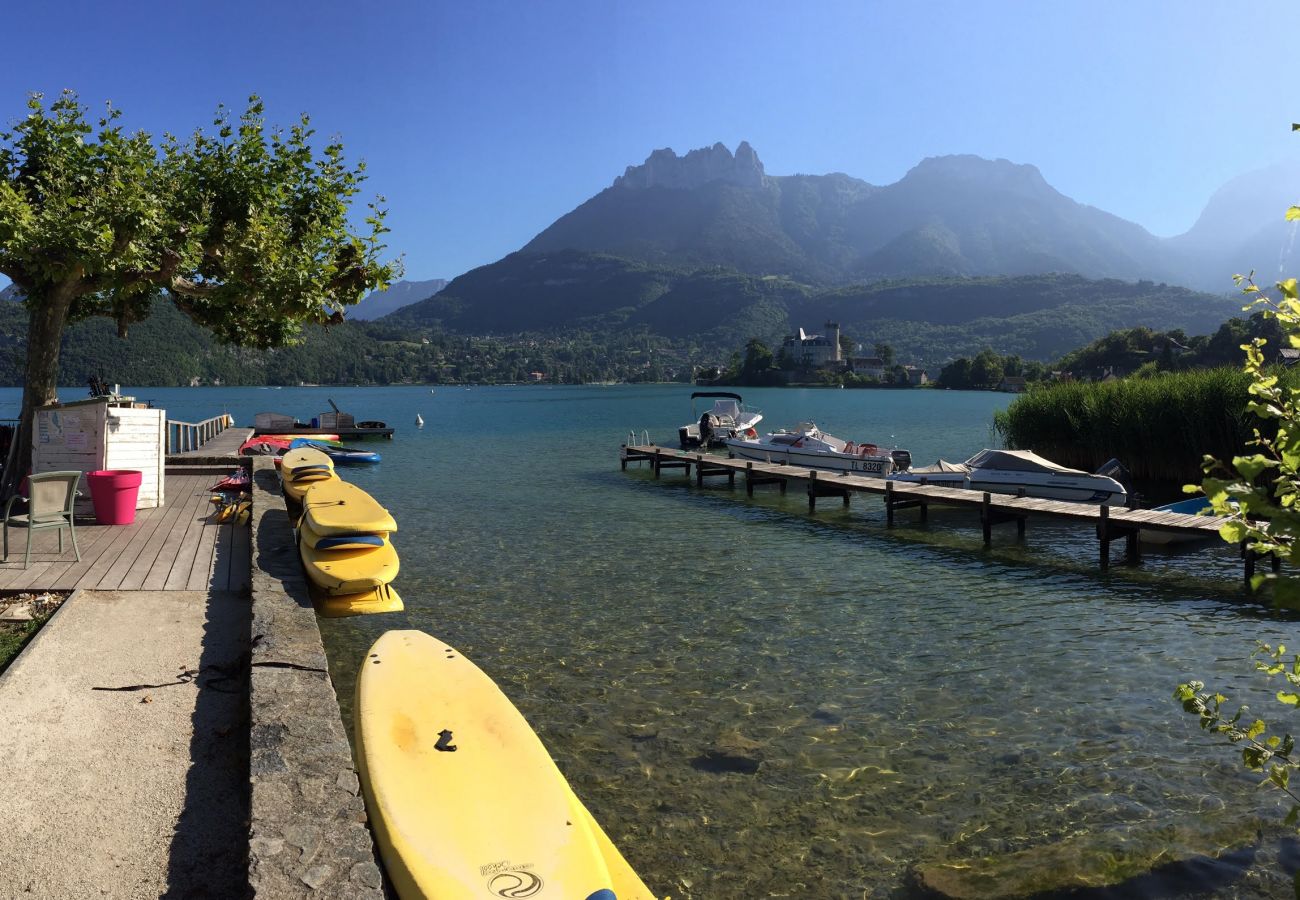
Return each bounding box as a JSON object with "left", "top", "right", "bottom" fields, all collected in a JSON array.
[
  {"left": 1098, "top": 504, "right": 1110, "bottom": 570},
  {"left": 696, "top": 453, "right": 704, "bottom": 488},
  {"left": 982, "top": 492, "right": 992, "bottom": 545},
  {"left": 746, "top": 462, "right": 754, "bottom": 497},
  {"left": 620, "top": 446, "right": 627, "bottom": 471},
  {"left": 1126, "top": 525, "right": 1140, "bottom": 564},
  {"left": 920, "top": 499, "right": 928, "bottom": 523},
  {"left": 652, "top": 449, "right": 661, "bottom": 479},
  {"left": 886, "top": 481, "right": 895, "bottom": 526},
  {"left": 728, "top": 469, "right": 735, "bottom": 489},
  {"left": 808, "top": 469, "right": 817, "bottom": 513}
]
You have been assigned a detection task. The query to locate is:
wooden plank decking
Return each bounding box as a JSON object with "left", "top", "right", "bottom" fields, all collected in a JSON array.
[
  {"left": 620, "top": 444, "right": 1272, "bottom": 577},
  {"left": 0, "top": 469, "right": 249, "bottom": 593},
  {"left": 170, "top": 426, "right": 254, "bottom": 459}
]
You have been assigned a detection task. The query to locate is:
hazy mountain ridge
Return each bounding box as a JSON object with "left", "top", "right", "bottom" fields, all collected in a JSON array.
[
  {"left": 523, "top": 145, "right": 1225, "bottom": 286},
  {"left": 350, "top": 278, "right": 448, "bottom": 320},
  {"left": 388, "top": 251, "right": 1238, "bottom": 364}
]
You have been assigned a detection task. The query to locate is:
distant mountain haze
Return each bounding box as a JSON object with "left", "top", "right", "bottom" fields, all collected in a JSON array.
[
  {"left": 350, "top": 278, "right": 448, "bottom": 320},
  {"left": 385, "top": 250, "right": 1237, "bottom": 364},
  {"left": 1168, "top": 159, "right": 1300, "bottom": 289},
  {"left": 522, "top": 142, "right": 1299, "bottom": 290}
]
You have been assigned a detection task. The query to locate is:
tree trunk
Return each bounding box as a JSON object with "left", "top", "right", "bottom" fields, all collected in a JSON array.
[{"left": 2, "top": 286, "right": 76, "bottom": 501}]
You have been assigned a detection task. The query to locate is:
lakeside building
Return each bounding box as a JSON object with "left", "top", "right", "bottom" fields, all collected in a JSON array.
[{"left": 782, "top": 321, "right": 842, "bottom": 368}]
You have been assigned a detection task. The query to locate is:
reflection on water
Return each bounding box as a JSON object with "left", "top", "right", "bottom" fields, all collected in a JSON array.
[{"left": 13, "top": 383, "right": 1293, "bottom": 896}]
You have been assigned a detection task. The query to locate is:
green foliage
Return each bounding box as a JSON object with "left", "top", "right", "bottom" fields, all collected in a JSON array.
[
  {"left": 0, "top": 90, "right": 396, "bottom": 344},
  {"left": 994, "top": 367, "right": 1262, "bottom": 482},
  {"left": 0, "top": 612, "right": 52, "bottom": 676},
  {"left": 0, "top": 298, "right": 705, "bottom": 386},
  {"left": 390, "top": 255, "right": 1237, "bottom": 366},
  {"left": 1056, "top": 316, "right": 1285, "bottom": 376},
  {"left": 1176, "top": 191, "right": 1300, "bottom": 872},
  {"left": 1174, "top": 642, "right": 1300, "bottom": 835},
  {"left": 938, "top": 348, "right": 1045, "bottom": 389}
]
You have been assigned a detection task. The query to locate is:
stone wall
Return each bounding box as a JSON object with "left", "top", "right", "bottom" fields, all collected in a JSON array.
[{"left": 246, "top": 457, "right": 384, "bottom": 897}]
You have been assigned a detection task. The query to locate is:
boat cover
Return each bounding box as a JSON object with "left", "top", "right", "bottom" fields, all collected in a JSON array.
[
  {"left": 909, "top": 459, "right": 972, "bottom": 475},
  {"left": 964, "top": 448, "right": 1088, "bottom": 475}
]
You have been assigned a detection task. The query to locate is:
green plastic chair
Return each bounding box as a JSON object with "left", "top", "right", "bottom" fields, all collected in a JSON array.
[{"left": 3, "top": 471, "right": 82, "bottom": 568}]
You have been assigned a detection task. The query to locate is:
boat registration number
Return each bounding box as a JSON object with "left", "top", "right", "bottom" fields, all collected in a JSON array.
[{"left": 859, "top": 460, "right": 886, "bottom": 474}]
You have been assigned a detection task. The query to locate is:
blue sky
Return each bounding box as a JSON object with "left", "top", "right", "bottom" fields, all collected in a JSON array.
[{"left": 4, "top": 0, "right": 1299, "bottom": 282}]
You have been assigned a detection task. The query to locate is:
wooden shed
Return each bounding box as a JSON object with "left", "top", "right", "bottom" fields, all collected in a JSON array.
[{"left": 32, "top": 399, "right": 167, "bottom": 512}]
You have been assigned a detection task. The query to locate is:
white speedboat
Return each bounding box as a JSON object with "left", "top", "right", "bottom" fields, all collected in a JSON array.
[
  {"left": 889, "top": 449, "right": 1129, "bottom": 506},
  {"left": 724, "top": 422, "right": 912, "bottom": 476},
  {"left": 679, "top": 391, "right": 763, "bottom": 449}
]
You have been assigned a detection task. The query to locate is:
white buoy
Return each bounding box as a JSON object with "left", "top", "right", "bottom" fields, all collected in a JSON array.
[{"left": 416, "top": 414, "right": 424, "bottom": 427}]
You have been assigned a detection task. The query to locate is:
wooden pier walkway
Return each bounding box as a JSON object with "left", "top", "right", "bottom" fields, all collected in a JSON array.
[
  {"left": 620, "top": 445, "right": 1272, "bottom": 577},
  {"left": 0, "top": 467, "right": 250, "bottom": 593}
]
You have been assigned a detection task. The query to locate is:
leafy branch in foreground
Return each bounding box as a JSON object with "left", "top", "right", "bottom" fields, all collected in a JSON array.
[
  {"left": 1175, "top": 642, "right": 1300, "bottom": 830},
  {"left": 1196, "top": 274, "right": 1300, "bottom": 605}
]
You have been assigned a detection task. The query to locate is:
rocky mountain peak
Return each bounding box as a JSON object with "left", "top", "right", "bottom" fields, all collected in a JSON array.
[
  {"left": 903, "top": 154, "right": 1051, "bottom": 193},
  {"left": 614, "top": 141, "right": 766, "bottom": 191}
]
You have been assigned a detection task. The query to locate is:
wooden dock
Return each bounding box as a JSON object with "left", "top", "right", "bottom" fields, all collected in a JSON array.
[
  {"left": 0, "top": 466, "right": 250, "bottom": 593},
  {"left": 620, "top": 445, "right": 1275, "bottom": 579}
]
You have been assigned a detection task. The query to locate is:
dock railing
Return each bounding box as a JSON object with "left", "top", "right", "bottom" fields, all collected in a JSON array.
[{"left": 167, "top": 413, "right": 235, "bottom": 454}]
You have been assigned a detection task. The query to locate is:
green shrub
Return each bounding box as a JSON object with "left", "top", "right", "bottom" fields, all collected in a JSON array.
[{"left": 992, "top": 367, "right": 1281, "bottom": 483}]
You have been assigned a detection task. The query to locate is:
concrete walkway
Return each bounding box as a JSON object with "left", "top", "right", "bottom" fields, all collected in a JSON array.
[{"left": 0, "top": 589, "right": 250, "bottom": 898}]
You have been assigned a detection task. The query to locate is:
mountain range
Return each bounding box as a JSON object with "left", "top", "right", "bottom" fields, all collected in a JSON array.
[
  {"left": 352, "top": 278, "right": 448, "bottom": 320},
  {"left": 385, "top": 142, "right": 1299, "bottom": 360}
]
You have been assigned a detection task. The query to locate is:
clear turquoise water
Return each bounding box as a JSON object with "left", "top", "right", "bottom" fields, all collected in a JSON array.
[{"left": 9, "top": 384, "right": 1297, "bottom": 896}]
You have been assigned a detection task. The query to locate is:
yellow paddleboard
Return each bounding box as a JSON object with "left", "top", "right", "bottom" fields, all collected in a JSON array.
[
  {"left": 298, "top": 517, "right": 391, "bottom": 550},
  {"left": 301, "top": 479, "right": 397, "bottom": 536},
  {"left": 300, "top": 536, "right": 399, "bottom": 594},
  {"left": 282, "top": 446, "right": 335, "bottom": 475},
  {"left": 281, "top": 448, "right": 338, "bottom": 503},
  {"left": 312, "top": 582, "right": 403, "bottom": 618},
  {"left": 355, "top": 630, "right": 656, "bottom": 900}
]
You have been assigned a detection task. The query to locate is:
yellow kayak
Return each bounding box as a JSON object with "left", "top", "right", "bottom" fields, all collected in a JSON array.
[
  {"left": 300, "top": 479, "right": 397, "bottom": 536},
  {"left": 355, "top": 630, "right": 655, "bottom": 899},
  {"left": 300, "top": 536, "right": 399, "bottom": 594},
  {"left": 312, "top": 582, "right": 403, "bottom": 618}
]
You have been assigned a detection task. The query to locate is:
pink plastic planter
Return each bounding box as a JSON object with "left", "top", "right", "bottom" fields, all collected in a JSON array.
[{"left": 86, "top": 469, "right": 143, "bottom": 525}]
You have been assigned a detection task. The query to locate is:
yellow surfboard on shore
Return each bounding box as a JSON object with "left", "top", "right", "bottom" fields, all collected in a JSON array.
[{"left": 355, "top": 630, "right": 656, "bottom": 899}]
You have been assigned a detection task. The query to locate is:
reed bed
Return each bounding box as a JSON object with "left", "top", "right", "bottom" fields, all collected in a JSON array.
[{"left": 993, "top": 368, "right": 1278, "bottom": 484}]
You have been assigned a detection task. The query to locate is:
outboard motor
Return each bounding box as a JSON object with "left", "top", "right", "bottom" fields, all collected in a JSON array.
[
  {"left": 699, "top": 412, "right": 714, "bottom": 447},
  {"left": 891, "top": 449, "right": 913, "bottom": 472},
  {"left": 1095, "top": 458, "right": 1134, "bottom": 496}
]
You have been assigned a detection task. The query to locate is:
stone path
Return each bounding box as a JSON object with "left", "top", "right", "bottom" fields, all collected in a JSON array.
[{"left": 0, "top": 589, "right": 250, "bottom": 898}]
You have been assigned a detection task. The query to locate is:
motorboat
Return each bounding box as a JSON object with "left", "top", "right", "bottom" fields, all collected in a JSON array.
[
  {"left": 1140, "top": 495, "right": 1217, "bottom": 547},
  {"left": 889, "top": 449, "right": 1129, "bottom": 505},
  {"left": 723, "top": 422, "right": 912, "bottom": 476},
  {"left": 678, "top": 391, "right": 763, "bottom": 449}
]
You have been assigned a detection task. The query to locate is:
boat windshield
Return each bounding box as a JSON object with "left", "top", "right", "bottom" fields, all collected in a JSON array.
[{"left": 711, "top": 399, "right": 741, "bottom": 419}]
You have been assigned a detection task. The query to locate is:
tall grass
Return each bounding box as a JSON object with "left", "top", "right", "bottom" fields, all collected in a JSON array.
[{"left": 993, "top": 368, "right": 1276, "bottom": 484}]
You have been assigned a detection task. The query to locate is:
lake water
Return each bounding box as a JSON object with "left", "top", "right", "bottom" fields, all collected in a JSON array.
[{"left": 7, "top": 384, "right": 1297, "bottom": 896}]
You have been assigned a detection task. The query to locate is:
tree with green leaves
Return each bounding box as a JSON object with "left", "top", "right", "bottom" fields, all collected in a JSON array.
[
  {"left": 873, "top": 341, "right": 894, "bottom": 368},
  {"left": 0, "top": 91, "right": 397, "bottom": 489},
  {"left": 1175, "top": 162, "right": 1300, "bottom": 872}
]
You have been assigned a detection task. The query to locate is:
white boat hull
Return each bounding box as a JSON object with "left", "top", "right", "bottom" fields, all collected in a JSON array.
[
  {"left": 725, "top": 439, "right": 896, "bottom": 475},
  {"left": 889, "top": 473, "right": 1127, "bottom": 506}
]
